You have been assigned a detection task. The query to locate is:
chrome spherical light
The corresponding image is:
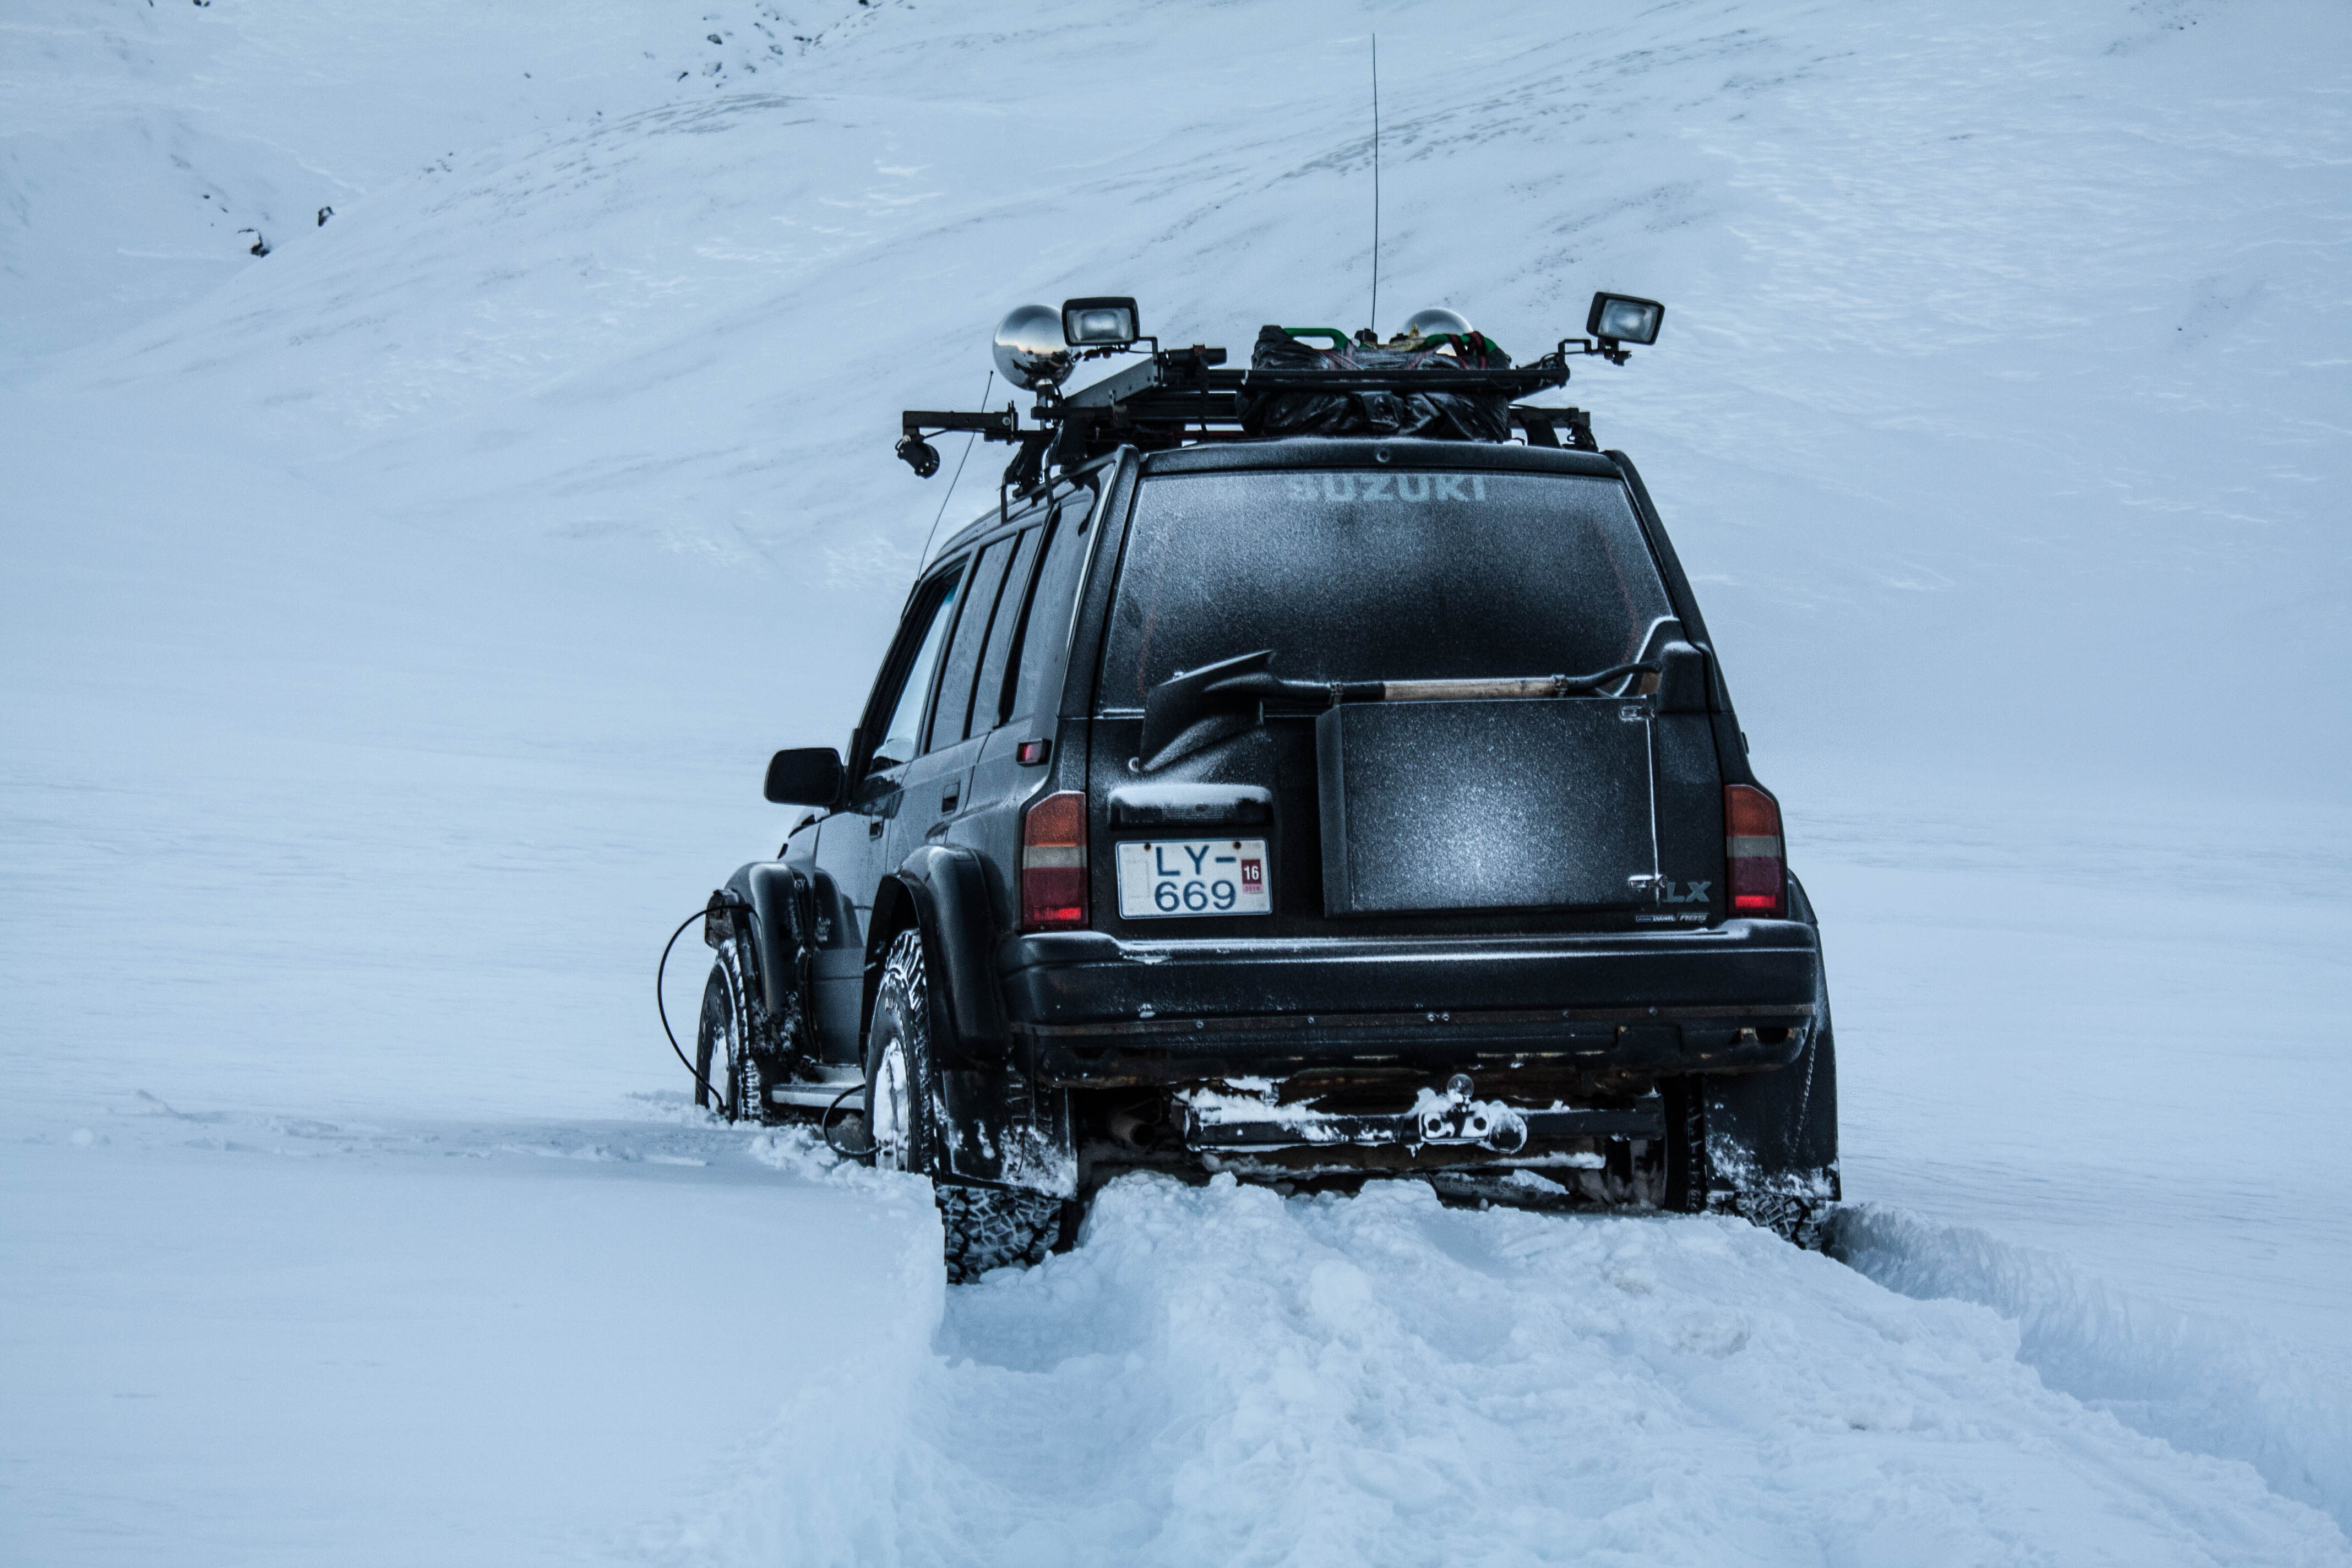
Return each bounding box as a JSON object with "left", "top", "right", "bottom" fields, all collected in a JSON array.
[
  {"left": 1402, "top": 307, "right": 1474, "bottom": 342},
  {"left": 992, "top": 303, "right": 1072, "bottom": 391}
]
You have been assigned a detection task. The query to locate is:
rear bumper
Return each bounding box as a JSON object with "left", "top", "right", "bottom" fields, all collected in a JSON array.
[{"left": 998, "top": 922, "right": 1821, "bottom": 1085}]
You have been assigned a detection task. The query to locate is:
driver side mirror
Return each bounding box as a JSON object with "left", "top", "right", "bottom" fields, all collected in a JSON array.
[{"left": 763, "top": 747, "right": 843, "bottom": 807}]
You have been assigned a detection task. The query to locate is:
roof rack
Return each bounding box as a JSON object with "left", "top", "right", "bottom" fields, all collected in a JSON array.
[
  {"left": 900, "top": 341, "right": 1604, "bottom": 502},
  {"left": 901, "top": 288, "right": 1668, "bottom": 502}
]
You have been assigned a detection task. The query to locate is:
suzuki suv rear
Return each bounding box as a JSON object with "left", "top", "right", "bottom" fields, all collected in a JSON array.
[{"left": 700, "top": 321, "right": 1838, "bottom": 1281}]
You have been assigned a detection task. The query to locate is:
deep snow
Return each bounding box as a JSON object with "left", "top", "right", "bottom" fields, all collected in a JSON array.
[{"left": 3, "top": 0, "right": 2349, "bottom": 1562}]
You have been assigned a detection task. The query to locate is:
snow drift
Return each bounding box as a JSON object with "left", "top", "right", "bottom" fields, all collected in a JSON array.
[{"left": 647, "top": 1156, "right": 2346, "bottom": 1566}]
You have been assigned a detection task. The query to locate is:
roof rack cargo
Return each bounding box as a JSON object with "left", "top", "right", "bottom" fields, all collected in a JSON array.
[{"left": 897, "top": 291, "right": 1663, "bottom": 499}]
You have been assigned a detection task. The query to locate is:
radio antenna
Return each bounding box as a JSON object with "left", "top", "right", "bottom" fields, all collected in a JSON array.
[
  {"left": 1368, "top": 34, "right": 1382, "bottom": 339},
  {"left": 918, "top": 369, "right": 993, "bottom": 565}
]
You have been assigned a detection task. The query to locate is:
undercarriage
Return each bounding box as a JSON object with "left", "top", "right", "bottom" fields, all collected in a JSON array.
[{"left": 1065, "top": 1065, "right": 1693, "bottom": 1215}]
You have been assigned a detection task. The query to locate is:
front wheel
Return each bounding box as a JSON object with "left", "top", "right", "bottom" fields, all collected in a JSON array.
[
  {"left": 695, "top": 954, "right": 771, "bottom": 1123},
  {"left": 865, "top": 928, "right": 1065, "bottom": 1282},
  {"left": 695, "top": 966, "right": 735, "bottom": 1117}
]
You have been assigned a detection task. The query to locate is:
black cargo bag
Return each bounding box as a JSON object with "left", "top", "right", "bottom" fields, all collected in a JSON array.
[{"left": 1235, "top": 325, "right": 1515, "bottom": 442}]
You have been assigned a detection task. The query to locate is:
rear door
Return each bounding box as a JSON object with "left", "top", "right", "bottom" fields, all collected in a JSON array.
[
  {"left": 1086, "top": 455, "right": 1716, "bottom": 938},
  {"left": 951, "top": 504, "right": 1054, "bottom": 888},
  {"left": 956, "top": 487, "right": 1105, "bottom": 926},
  {"left": 885, "top": 533, "right": 1018, "bottom": 873}
]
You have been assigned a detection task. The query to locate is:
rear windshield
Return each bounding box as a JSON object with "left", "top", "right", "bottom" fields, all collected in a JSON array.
[{"left": 1100, "top": 469, "right": 1673, "bottom": 706}]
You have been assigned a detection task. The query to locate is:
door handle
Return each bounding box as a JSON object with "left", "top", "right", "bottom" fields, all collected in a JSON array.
[
  {"left": 868, "top": 817, "right": 885, "bottom": 839},
  {"left": 940, "top": 789, "right": 959, "bottom": 814}
]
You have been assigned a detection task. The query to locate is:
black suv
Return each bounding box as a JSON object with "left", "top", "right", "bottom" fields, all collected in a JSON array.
[{"left": 695, "top": 309, "right": 1838, "bottom": 1278}]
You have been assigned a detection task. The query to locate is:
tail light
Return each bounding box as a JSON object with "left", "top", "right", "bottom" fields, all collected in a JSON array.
[
  {"left": 1021, "top": 791, "right": 1088, "bottom": 930},
  {"left": 1724, "top": 784, "right": 1785, "bottom": 918}
]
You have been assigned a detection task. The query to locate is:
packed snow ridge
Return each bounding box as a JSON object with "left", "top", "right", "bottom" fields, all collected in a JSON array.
[{"left": 652, "top": 1146, "right": 2345, "bottom": 1566}]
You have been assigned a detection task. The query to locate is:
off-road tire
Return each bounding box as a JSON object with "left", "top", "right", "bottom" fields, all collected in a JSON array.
[
  {"left": 1660, "top": 1076, "right": 1709, "bottom": 1215},
  {"left": 1660, "top": 1068, "right": 1832, "bottom": 1250},
  {"left": 696, "top": 949, "right": 775, "bottom": 1124},
  {"left": 1733, "top": 1189, "right": 1830, "bottom": 1251},
  {"left": 732, "top": 1035, "right": 771, "bottom": 1126},
  {"left": 695, "top": 966, "right": 737, "bottom": 1118},
  {"left": 1661, "top": 1050, "right": 1838, "bottom": 1250},
  {"left": 864, "top": 929, "right": 942, "bottom": 1169},
  {"left": 867, "top": 927, "right": 1065, "bottom": 1283},
  {"left": 937, "top": 1185, "right": 1067, "bottom": 1283}
]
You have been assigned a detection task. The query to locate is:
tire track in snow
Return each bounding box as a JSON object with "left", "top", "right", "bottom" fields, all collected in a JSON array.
[
  {"left": 1836, "top": 1204, "right": 2352, "bottom": 1536},
  {"left": 650, "top": 1166, "right": 2348, "bottom": 1566}
]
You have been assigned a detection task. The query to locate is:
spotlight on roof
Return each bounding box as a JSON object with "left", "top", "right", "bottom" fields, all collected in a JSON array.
[
  {"left": 993, "top": 304, "right": 1074, "bottom": 391},
  {"left": 1586, "top": 292, "right": 1664, "bottom": 347},
  {"left": 1061, "top": 296, "right": 1141, "bottom": 349}
]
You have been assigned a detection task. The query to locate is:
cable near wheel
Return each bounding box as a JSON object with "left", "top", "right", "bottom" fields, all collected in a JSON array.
[
  {"left": 821, "top": 1081, "right": 869, "bottom": 1158},
  {"left": 662, "top": 896, "right": 865, "bottom": 1134},
  {"left": 656, "top": 901, "right": 737, "bottom": 1115}
]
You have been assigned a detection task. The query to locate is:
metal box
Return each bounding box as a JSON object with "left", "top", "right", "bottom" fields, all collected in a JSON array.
[{"left": 1315, "top": 699, "right": 1654, "bottom": 915}]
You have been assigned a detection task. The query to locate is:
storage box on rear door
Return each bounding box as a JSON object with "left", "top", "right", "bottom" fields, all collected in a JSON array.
[{"left": 1315, "top": 699, "right": 1654, "bottom": 915}]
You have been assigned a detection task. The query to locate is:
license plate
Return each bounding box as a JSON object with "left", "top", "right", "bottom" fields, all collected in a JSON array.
[{"left": 1115, "top": 838, "right": 1272, "bottom": 919}]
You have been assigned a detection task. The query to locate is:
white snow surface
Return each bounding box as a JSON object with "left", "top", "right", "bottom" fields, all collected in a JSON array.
[{"left": 4, "top": 0, "right": 2349, "bottom": 1562}]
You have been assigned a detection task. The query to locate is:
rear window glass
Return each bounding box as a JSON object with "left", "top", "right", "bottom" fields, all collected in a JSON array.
[{"left": 1100, "top": 470, "right": 1671, "bottom": 706}]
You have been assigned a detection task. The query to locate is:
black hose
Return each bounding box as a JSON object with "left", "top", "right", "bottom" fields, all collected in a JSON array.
[
  {"left": 657, "top": 904, "right": 732, "bottom": 1116},
  {"left": 821, "top": 1080, "right": 870, "bottom": 1160},
  {"left": 662, "top": 900, "right": 869, "bottom": 1156}
]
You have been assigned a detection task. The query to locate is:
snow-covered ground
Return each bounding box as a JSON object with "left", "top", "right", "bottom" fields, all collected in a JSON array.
[{"left": 3, "top": 0, "right": 2348, "bottom": 1562}]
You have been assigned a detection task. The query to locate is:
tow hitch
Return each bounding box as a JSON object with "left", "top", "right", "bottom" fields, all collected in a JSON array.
[{"left": 1412, "top": 1074, "right": 1528, "bottom": 1152}]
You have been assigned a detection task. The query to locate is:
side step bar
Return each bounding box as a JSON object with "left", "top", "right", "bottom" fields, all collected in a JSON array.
[{"left": 766, "top": 1072, "right": 862, "bottom": 1109}]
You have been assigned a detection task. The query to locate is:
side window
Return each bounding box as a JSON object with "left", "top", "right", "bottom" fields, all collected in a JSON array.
[
  {"left": 1009, "top": 493, "right": 1094, "bottom": 722},
  {"left": 968, "top": 524, "right": 1043, "bottom": 738},
  {"left": 869, "top": 568, "right": 961, "bottom": 774},
  {"left": 923, "top": 535, "right": 1013, "bottom": 753}
]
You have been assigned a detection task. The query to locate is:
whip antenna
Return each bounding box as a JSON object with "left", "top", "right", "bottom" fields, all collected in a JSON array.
[
  {"left": 1369, "top": 34, "right": 1381, "bottom": 338},
  {"left": 918, "top": 369, "right": 993, "bottom": 565}
]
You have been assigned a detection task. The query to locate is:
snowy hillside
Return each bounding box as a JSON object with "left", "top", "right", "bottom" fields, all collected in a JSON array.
[{"left": 3, "top": 1, "right": 2348, "bottom": 1563}]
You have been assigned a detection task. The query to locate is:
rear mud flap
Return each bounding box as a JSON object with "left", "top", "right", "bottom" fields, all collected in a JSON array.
[
  {"left": 1692, "top": 1025, "right": 1841, "bottom": 1244},
  {"left": 938, "top": 1068, "right": 1079, "bottom": 1199}
]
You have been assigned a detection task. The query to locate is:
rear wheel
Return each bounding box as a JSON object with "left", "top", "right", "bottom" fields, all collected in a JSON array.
[
  {"left": 1663, "top": 1021, "right": 1839, "bottom": 1250},
  {"left": 1660, "top": 1076, "right": 1709, "bottom": 1215},
  {"left": 865, "top": 928, "right": 1064, "bottom": 1283}
]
